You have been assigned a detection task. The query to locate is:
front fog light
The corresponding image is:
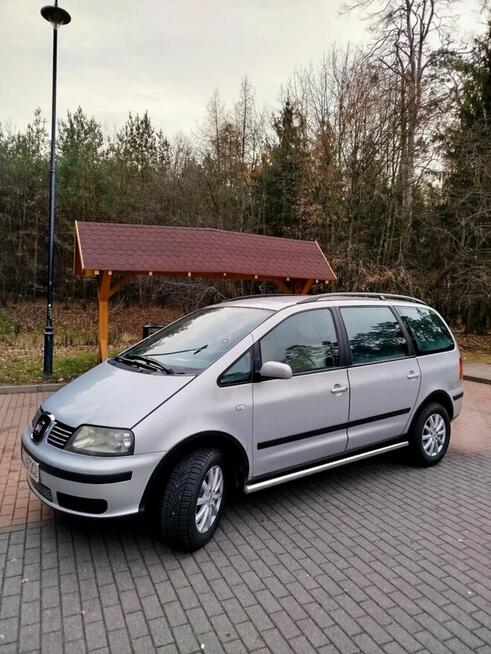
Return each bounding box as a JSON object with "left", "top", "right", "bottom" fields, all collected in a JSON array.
[{"left": 66, "top": 426, "right": 134, "bottom": 456}]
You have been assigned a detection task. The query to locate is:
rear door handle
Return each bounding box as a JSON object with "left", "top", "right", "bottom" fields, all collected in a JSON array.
[
  {"left": 407, "top": 371, "right": 420, "bottom": 379},
  {"left": 331, "top": 384, "right": 348, "bottom": 394}
]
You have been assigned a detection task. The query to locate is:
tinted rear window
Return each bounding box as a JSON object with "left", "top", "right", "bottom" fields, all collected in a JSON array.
[
  {"left": 396, "top": 306, "right": 454, "bottom": 354},
  {"left": 340, "top": 306, "right": 409, "bottom": 364}
]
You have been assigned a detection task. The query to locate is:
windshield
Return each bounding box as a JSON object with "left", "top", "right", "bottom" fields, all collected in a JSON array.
[{"left": 118, "top": 306, "right": 273, "bottom": 374}]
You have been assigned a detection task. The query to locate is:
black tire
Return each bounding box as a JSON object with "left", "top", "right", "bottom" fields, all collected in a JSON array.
[
  {"left": 160, "top": 448, "right": 226, "bottom": 551},
  {"left": 408, "top": 402, "right": 450, "bottom": 466}
]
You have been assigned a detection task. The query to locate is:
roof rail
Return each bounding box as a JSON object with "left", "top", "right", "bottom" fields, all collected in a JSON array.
[
  {"left": 222, "top": 293, "right": 299, "bottom": 302},
  {"left": 297, "top": 292, "right": 427, "bottom": 305}
]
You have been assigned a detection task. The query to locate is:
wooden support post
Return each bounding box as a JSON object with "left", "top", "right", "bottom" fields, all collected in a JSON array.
[
  {"left": 299, "top": 279, "right": 313, "bottom": 294},
  {"left": 97, "top": 271, "right": 111, "bottom": 362}
]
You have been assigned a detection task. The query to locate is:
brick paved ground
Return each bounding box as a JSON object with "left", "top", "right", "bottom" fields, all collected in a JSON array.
[
  {"left": 0, "top": 381, "right": 490, "bottom": 653},
  {"left": 0, "top": 391, "right": 53, "bottom": 527}
]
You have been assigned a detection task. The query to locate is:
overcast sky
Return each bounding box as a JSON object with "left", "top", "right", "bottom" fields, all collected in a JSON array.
[{"left": 1, "top": 0, "right": 485, "bottom": 137}]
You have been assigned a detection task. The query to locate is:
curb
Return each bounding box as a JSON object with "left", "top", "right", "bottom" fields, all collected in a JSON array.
[
  {"left": 463, "top": 374, "right": 491, "bottom": 386},
  {"left": 0, "top": 382, "right": 65, "bottom": 395}
]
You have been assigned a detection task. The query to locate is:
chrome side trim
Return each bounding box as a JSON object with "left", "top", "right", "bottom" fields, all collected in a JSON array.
[{"left": 244, "top": 441, "right": 409, "bottom": 494}]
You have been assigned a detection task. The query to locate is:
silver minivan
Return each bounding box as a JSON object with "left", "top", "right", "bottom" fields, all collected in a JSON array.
[{"left": 22, "top": 293, "right": 464, "bottom": 550}]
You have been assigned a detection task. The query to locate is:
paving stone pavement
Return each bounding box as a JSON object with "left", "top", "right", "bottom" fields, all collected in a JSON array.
[
  {"left": 0, "top": 391, "right": 53, "bottom": 527},
  {"left": 0, "top": 381, "right": 490, "bottom": 653}
]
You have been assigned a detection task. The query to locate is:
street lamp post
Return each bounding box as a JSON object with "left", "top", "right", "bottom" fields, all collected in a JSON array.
[{"left": 41, "top": 1, "right": 71, "bottom": 376}]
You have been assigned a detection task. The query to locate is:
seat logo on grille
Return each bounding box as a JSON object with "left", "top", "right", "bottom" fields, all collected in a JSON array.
[{"left": 31, "top": 413, "right": 54, "bottom": 443}]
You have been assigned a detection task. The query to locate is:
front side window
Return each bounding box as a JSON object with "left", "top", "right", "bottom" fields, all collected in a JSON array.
[
  {"left": 218, "top": 351, "right": 252, "bottom": 386},
  {"left": 396, "top": 306, "right": 454, "bottom": 354},
  {"left": 260, "top": 309, "right": 340, "bottom": 374},
  {"left": 341, "top": 306, "right": 408, "bottom": 365},
  {"left": 120, "top": 307, "right": 272, "bottom": 374}
]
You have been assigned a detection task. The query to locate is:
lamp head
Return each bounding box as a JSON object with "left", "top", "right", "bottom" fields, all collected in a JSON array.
[{"left": 41, "top": 5, "right": 71, "bottom": 28}]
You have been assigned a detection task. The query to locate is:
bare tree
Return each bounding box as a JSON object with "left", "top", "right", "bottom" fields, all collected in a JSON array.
[{"left": 344, "top": 0, "right": 454, "bottom": 259}]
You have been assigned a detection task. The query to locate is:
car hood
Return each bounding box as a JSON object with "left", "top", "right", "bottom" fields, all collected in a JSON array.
[{"left": 42, "top": 361, "right": 193, "bottom": 429}]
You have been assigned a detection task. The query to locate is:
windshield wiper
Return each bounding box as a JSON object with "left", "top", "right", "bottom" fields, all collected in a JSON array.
[
  {"left": 116, "top": 354, "right": 174, "bottom": 374},
  {"left": 127, "top": 355, "right": 174, "bottom": 374},
  {"left": 149, "top": 345, "right": 208, "bottom": 356},
  {"left": 114, "top": 355, "right": 142, "bottom": 370}
]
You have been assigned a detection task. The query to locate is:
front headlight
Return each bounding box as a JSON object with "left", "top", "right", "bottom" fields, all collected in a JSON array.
[{"left": 66, "top": 426, "right": 134, "bottom": 456}]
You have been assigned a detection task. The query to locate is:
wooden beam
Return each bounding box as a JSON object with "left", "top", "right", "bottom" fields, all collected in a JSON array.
[
  {"left": 299, "top": 279, "right": 313, "bottom": 294},
  {"left": 274, "top": 278, "right": 292, "bottom": 294},
  {"left": 288, "top": 279, "right": 308, "bottom": 294},
  {"left": 108, "top": 273, "right": 135, "bottom": 299},
  {"left": 97, "top": 271, "right": 111, "bottom": 362},
  {"left": 78, "top": 269, "right": 335, "bottom": 283},
  {"left": 73, "top": 221, "right": 85, "bottom": 275}
]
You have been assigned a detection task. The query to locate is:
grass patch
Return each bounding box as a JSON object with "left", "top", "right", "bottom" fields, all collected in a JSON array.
[
  {"left": 55, "top": 352, "right": 100, "bottom": 379},
  {"left": 0, "top": 308, "right": 14, "bottom": 337},
  {"left": 0, "top": 349, "right": 100, "bottom": 385},
  {"left": 0, "top": 300, "right": 181, "bottom": 385}
]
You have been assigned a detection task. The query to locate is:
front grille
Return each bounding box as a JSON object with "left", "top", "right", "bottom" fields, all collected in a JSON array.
[
  {"left": 31, "top": 479, "right": 53, "bottom": 502},
  {"left": 47, "top": 422, "right": 75, "bottom": 449}
]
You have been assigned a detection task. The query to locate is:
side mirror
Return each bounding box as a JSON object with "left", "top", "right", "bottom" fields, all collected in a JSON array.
[{"left": 260, "top": 361, "right": 293, "bottom": 380}]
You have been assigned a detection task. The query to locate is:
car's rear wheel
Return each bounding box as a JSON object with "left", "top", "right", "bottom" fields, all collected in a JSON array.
[
  {"left": 160, "top": 447, "right": 226, "bottom": 551},
  {"left": 408, "top": 402, "right": 450, "bottom": 466}
]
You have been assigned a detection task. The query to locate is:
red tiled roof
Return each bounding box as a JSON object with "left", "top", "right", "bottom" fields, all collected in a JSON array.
[{"left": 74, "top": 221, "right": 336, "bottom": 282}]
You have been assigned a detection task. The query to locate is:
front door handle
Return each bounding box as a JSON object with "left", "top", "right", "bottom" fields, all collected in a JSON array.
[
  {"left": 331, "top": 384, "right": 348, "bottom": 394},
  {"left": 407, "top": 370, "right": 420, "bottom": 380}
]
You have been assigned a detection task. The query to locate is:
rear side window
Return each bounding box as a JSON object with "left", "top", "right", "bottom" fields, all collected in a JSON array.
[
  {"left": 396, "top": 306, "right": 454, "bottom": 354},
  {"left": 260, "top": 309, "right": 340, "bottom": 373},
  {"left": 341, "top": 306, "right": 409, "bottom": 364}
]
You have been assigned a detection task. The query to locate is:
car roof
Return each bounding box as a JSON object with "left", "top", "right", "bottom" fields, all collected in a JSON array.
[{"left": 215, "top": 293, "right": 427, "bottom": 312}]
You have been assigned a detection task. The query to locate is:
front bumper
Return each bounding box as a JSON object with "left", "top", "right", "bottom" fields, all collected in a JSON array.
[{"left": 21, "top": 426, "right": 164, "bottom": 518}]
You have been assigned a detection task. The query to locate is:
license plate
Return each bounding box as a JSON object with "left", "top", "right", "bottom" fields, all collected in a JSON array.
[{"left": 22, "top": 449, "right": 40, "bottom": 483}]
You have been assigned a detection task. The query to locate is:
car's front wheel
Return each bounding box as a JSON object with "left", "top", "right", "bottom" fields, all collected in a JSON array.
[
  {"left": 408, "top": 402, "right": 451, "bottom": 466},
  {"left": 160, "top": 447, "right": 226, "bottom": 551}
]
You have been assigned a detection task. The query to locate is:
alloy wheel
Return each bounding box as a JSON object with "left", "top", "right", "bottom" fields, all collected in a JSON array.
[
  {"left": 422, "top": 413, "right": 446, "bottom": 456},
  {"left": 195, "top": 465, "right": 224, "bottom": 533}
]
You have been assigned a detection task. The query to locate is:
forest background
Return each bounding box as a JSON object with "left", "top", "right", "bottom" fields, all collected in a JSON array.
[{"left": 0, "top": 0, "right": 490, "bottom": 382}]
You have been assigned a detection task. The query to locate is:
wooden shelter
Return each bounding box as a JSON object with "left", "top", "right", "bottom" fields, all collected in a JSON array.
[{"left": 73, "top": 220, "right": 336, "bottom": 361}]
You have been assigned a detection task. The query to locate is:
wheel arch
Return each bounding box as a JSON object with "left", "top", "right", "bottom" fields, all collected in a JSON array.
[
  {"left": 139, "top": 431, "right": 250, "bottom": 513},
  {"left": 409, "top": 389, "right": 454, "bottom": 433}
]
